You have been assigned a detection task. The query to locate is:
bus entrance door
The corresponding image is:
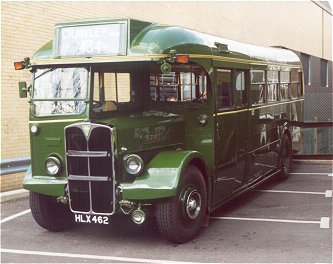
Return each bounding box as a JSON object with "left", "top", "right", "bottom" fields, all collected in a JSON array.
[{"left": 214, "top": 69, "right": 248, "bottom": 202}]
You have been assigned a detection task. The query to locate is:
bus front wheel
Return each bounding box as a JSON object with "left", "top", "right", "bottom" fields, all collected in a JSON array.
[
  {"left": 279, "top": 134, "right": 292, "bottom": 180},
  {"left": 30, "top": 191, "right": 74, "bottom": 232},
  {"left": 156, "top": 165, "right": 207, "bottom": 243}
]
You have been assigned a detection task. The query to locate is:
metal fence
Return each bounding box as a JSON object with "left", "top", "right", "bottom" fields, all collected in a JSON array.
[
  {"left": 295, "top": 121, "right": 333, "bottom": 157},
  {"left": 300, "top": 127, "right": 333, "bottom": 155}
]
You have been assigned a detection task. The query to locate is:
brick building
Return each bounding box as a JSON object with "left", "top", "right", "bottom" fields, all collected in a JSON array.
[{"left": 1, "top": 1, "right": 332, "bottom": 191}]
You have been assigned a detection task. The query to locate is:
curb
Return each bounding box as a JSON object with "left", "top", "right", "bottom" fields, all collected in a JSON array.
[{"left": 0, "top": 189, "right": 29, "bottom": 203}]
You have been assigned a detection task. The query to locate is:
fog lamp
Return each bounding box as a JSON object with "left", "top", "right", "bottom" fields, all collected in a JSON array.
[
  {"left": 131, "top": 207, "right": 146, "bottom": 225},
  {"left": 45, "top": 156, "right": 61, "bottom": 175},
  {"left": 124, "top": 154, "right": 143, "bottom": 175}
]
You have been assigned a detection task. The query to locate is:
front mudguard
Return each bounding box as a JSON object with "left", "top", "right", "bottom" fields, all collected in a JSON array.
[
  {"left": 121, "top": 150, "right": 205, "bottom": 200},
  {"left": 23, "top": 165, "right": 66, "bottom": 197}
]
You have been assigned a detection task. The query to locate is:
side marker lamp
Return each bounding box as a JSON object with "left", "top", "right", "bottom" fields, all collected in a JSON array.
[
  {"left": 14, "top": 57, "right": 30, "bottom": 70},
  {"left": 176, "top": 54, "right": 189, "bottom": 63},
  {"left": 14, "top": 61, "right": 26, "bottom": 70}
]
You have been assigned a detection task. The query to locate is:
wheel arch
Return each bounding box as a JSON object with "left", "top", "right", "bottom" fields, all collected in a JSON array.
[
  {"left": 188, "top": 158, "right": 208, "bottom": 189},
  {"left": 121, "top": 150, "right": 208, "bottom": 200}
]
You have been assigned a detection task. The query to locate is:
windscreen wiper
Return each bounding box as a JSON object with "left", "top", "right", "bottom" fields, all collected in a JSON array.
[{"left": 34, "top": 68, "right": 57, "bottom": 80}]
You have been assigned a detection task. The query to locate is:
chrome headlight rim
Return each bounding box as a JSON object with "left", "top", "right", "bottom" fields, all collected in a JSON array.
[
  {"left": 124, "top": 154, "right": 144, "bottom": 175},
  {"left": 45, "top": 156, "right": 62, "bottom": 176}
]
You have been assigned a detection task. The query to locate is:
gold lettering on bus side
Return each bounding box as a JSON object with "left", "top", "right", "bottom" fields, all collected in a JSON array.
[{"left": 135, "top": 126, "right": 167, "bottom": 144}]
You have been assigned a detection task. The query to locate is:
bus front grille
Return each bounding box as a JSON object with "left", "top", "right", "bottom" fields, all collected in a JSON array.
[{"left": 65, "top": 123, "right": 115, "bottom": 215}]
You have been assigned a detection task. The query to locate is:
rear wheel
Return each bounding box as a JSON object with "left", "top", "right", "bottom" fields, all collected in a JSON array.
[
  {"left": 279, "top": 134, "right": 292, "bottom": 180},
  {"left": 30, "top": 192, "right": 74, "bottom": 232},
  {"left": 156, "top": 165, "right": 207, "bottom": 243}
]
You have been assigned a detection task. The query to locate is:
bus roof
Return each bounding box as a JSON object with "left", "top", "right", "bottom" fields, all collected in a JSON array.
[{"left": 31, "top": 18, "right": 301, "bottom": 68}]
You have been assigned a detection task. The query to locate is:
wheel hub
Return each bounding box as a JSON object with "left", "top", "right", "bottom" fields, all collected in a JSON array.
[{"left": 185, "top": 190, "right": 201, "bottom": 220}]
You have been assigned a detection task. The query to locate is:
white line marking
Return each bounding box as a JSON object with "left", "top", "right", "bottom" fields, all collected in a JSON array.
[
  {"left": 328, "top": 173, "right": 333, "bottom": 177},
  {"left": 320, "top": 217, "right": 330, "bottom": 228},
  {"left": 257, "top": 189, "right": 329, "bottom": 196},
  {"left": 1, "top": 209, "right": 31, "bottom": 224},
  {"left": 289, "top": 172, "right": 331, "bottom": 176},
  {"left": 0, "top": 248, "right": 213, "bottom": 264},
  {"left": 210, "top": 216, "right": 329, "bottom": 228},
  {"left": 325, "top": 190, "right": 332, "bottom": 198}
]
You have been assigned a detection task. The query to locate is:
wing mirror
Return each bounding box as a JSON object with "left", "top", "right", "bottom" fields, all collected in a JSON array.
[{"left": 19, "top": 82, "right": 31, "bottom": 98}]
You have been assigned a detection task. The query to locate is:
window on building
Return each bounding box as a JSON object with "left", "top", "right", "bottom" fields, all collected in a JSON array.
[
  {"left": 301, "top": 53, "right": 311, "bottom": 85},
  {"left": 321, "top": 59, "right": 328, "bottom": 87},
  {"left": 290, "top": 69, "right": 300, "bottom": 98}
]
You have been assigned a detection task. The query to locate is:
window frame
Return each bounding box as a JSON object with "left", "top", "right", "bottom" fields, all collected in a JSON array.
[
  {"left": 149, "top": 65, "right": 209, "bottom": 104},
  {"left": 216, "top": 68, "right": 249, "bottom": 111},
  {"left": 250, "top": 69, "right": 266, "bottom": 106}
]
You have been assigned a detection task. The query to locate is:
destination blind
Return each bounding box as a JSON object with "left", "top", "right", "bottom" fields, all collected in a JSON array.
[{"left": 56, "top": 23, "right": 127, "bottom": 57}]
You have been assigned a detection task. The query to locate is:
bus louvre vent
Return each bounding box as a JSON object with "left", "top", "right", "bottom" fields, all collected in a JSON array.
[{"left": 65, "top": 123, "right": 115, "bottom": 215}]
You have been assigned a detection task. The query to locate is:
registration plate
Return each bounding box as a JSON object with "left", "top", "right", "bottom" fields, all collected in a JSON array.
[{"left": 74, "top": 214, "right": 109, "bottom": 225}]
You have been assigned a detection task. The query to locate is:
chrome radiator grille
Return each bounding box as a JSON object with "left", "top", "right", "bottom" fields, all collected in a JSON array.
[{"left": 65, "top": 123, "right": 115, "bottom": 215}]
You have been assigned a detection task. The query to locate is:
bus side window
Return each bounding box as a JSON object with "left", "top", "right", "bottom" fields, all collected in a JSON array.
[
  {"left": 217, "top": 69, "right": 232, "bottom": 109},
  {"left": 250, "top": 70, "right": 265, "bottom": 105},
  {"left": 267, "top": 70, "right": 278, "bottom": 102},
  {"left": 234, "top": 71, "right": 246, "bottom": 108},
  {"left": 280, "top": 71, "right": 290, "bottom": 101}
]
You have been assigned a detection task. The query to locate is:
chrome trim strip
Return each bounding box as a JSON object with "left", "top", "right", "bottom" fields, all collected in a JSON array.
[{"left": 67, "top": 150, "right": 109, "bottom": 157}]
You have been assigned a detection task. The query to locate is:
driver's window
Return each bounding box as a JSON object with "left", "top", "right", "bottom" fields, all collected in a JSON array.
[
  {"left": 104, "top": 73, "right": 130, "bottom": 102},
  {"left": 93, "top": 72, "right": 131, "bottom": 112},
  {"left": 93, "top": 72, "right": 100, "bottom": 102}
]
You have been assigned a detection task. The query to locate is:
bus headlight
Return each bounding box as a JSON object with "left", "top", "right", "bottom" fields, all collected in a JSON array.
[
  {"left": 124, "top": 154, "right": 143, "bottom": 175},
  {"left": 45, "top": 156, "right": 62, "bottom": 176}
]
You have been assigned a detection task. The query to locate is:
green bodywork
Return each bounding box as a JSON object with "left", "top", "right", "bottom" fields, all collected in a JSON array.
[
  {"left": 23, "top": 18, "right": 303, "bottom": 210},
  {"left": 121, "top": 150, "right": 205, "bottom": 200}
]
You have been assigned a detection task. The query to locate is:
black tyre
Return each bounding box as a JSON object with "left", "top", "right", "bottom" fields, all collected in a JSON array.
[
  {"left": 30, "top": 191, "right": 74, "bottom": 232},
  {"left": 156, "top": 165, "right": 207, "bottom": 243},
  {"left": 279, "top": 134, "right": 292, "bottom": 180}
]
